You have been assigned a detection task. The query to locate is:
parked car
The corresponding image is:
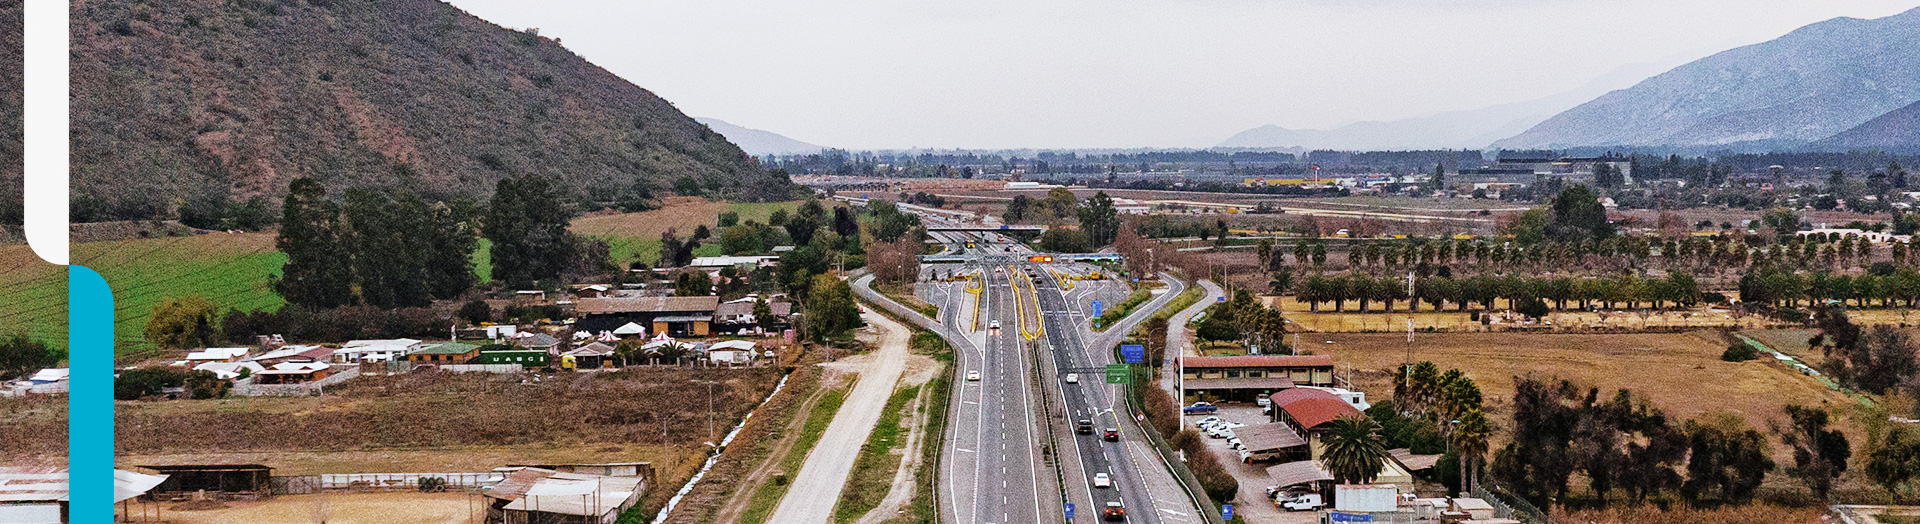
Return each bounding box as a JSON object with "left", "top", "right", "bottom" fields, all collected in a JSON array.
[
  {"left": 1103, "top": 428, "right": 1120, "bottom": 441},
  {"left": 1256, "top": 393, "right": 1271, "bottom": 407},
  {"left": 967, "top": 370, "right": 981, "bottom": 381},
  {"left": 1102, "top": 502, "right": 1127, "bottom": 521},
  {"left": 1065, "top": 373, "right": 1079, "bottom": 384},
  {"left": 1182, "top": 402, "right": 1217, "bottom": 414},
  {"left": 1093, "top": 472, "right": 1111, "bottom": 488},
  {"left": 1077, "top": 419, "right": 1095, "bottom": 434},
  {"left": 1192, "top": 416, "right": 1222, "bottom": 427},
  {"left": 1280, "top": 493, "right": 1325, "bottom": 511}
]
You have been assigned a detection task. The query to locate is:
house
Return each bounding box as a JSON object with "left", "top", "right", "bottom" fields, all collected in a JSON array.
[
  {"left": 515, "top": 333, "right": 562, "bottom": 354},
  {"left": 576, "top": 284, "right": 612, "bottom": 298},
  {"left": 688, "top": 255, "right": 779, "bottom": 269},
  {"left": 563, "top": 343, "right": 617, "bottom": 370},
  {"left": 332, "top": 339, "right": 422, "bottom": 363},
  {"left": 245, "top": 345, "right": 331, "bottom": 366},
  {"left": 706, "top": 340, "right": 758, "bottom": 364},
  {"left": 575, "top": 296, "right": 721, "bottom": 337},
  {"left": 0, "top": 467, "right": 168, "bottom": 523},
  {"left": 1269, "top": 388, "right": 1364, "bottom": 458},
  {"left": 27, "top": 368, "right": 68, "bottom": 385},
  {"left": 192, "top": 361, "right": 265, "bottom": 380},
  {"left": 183, "top": 347, "right": 250, "bottom": 364},
  {"left": 253, "top": 362, "right": 333, "bottom": 385},
  {"left": 482, "top": 468, "right": 644, "bottom": 524},
  {"left": 713, "top": 299, "right": 792, "bottom": 331},
  {"left": 478, "top": 347, "right": 551, "bottom": 367},
  {"left": 1179, "top": 355, "right": 1335, "bottom": 404},
  {"left": 407, "top": 342, "right": 481, "bottom": 365}
]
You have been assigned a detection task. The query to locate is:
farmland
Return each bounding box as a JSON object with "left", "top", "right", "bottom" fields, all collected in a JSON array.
[
  {"left": 132, "top": 491, "right": 483, "bottom": 524},
  {"left": 0, "top": 198, "right": 802, "bottom": 355},
  {"left": 1313, "top": 331, "right": 1853, "bottom": 434}
]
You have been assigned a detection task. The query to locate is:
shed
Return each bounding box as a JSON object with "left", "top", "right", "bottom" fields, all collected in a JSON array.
[
  {"left": 408, "top": 342, "right": 482, "bottom": 364},
  {"left": 137, "top": 465, "right": 273, "bottom": 498},
  {"left": 611, "top": 322, "right": 647, "bottom": 336},
  {"left": 1234, "top": 423, "right": 1310, "bottom": 463},
  {"left": 563, "top": 343, "right": 617, "bottom": 370}
]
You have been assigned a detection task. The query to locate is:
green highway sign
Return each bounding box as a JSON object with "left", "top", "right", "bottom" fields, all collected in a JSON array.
[{"left": 1105, "top": 364, "right": 1130, "bottom": 384}]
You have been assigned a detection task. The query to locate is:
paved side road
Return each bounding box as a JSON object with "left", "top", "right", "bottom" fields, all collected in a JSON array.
[
  {"left": 1160, "top": 280, "right": 1223, "bottom": 399},
  {"left": 766, "top": 303, "right": 910, "bottom": 524}
]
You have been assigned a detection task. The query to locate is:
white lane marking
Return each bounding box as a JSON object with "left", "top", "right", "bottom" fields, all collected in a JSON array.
[
  {"left": 1158, "top": 508, "right": 1190, "bottom": 517},
  {"left": 957, "top": 448, "right": 975, "bottom": 453}
]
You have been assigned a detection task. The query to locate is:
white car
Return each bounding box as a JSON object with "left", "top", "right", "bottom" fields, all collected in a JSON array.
[
  {"left": 1093, "top": 472, "right": 1111, "bottom": 488},
  {"left": 1065, "top": 373, "right": 1079, "bottom": 384},
  {"left": 1281, "top": 493, "right": 1325, "bottom": 511},
  {"left": 989, "top": 320, "right": 1001, "bottom": 330},
  {"left": 966, "top": 370, "right": 981, "bottom": 381},
  {"left": 1193, "top": 416, "right": 1223, "bottom": 427}
]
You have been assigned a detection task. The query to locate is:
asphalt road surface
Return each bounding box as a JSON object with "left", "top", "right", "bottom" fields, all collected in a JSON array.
[{"left": 942, "top": 233, "right": 1049, "bottom": 524}]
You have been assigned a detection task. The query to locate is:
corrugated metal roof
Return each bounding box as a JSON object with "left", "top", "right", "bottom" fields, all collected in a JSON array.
[
  {"left": 1266, "top": 461, "right": 1332, "bottom": 488},
  {"left": 1389, "top": 449, "right": 1443, "bottom": 471},
  {"left": 576, "top": 296, "right": 720, "bottom": 315},
  {"left": 1236, "top": 423, "right": 1309, "bottom": 452},
  {"left": 1180, "top": 377, "right": 1293, "bottom": 390},
  {"left": 1183, "top": 355, "right": 1334, "bottom": 369},
  {"left": 485, "top": 468, "right": 558, "bottom": 501}
]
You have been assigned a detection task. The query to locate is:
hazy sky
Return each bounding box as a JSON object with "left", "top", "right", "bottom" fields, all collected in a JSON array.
[{"left": 447, "top": 1, "right": 1920, "bottom": 150}]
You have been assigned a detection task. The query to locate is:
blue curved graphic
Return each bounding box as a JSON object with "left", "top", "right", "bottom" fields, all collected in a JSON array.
[{"left": 68, "top": 265, "right": 112, "bottom": 523}]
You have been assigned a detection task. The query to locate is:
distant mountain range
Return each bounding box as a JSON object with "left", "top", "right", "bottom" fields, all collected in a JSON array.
[
  {"left": 1810, "top": 100, "right": 1920, "bottom": 153},
  {"left": 1218, "top": 63, "right": 1664, "bottom": 151},
  {"left": 696, "top": 118, "right": 826, "bottom": 156},
  {"left": 1493, "top": 7, "right": 1920, "bottom": 152},
  {"left": 50, "top": 0, "right": 785, "bottom": 223}
]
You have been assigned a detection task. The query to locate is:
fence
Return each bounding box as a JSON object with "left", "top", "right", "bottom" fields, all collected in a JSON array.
[
  {"left": 272, "top": 472, "right": 502, "bottom": 494},
  {"left": 231, "top": 367, "right": 360, "bottom": 397},
  {"left": 435, "top": 363, "right": 526, "bottom": 374},
  {"left": 1472, "top": 481, "right": 1547, "bottom": 523}
]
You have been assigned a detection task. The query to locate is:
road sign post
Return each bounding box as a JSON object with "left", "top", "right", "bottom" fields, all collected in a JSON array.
[
  {"left": 1065, "top": 503, "right": 1075, "bottom": 520},
  {"left": 1222, "top": 504, "right": 1234, "bottom": 520},
  {"left": 1104, "top": 364, "right": 1130, "bottom": 384},
  {"left": 1092, "top": 299, "right": 1104, "bottom": 317}
]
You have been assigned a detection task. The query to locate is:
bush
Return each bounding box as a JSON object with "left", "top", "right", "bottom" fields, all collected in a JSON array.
[
  {"left": 459, "top": 300, "right": 494, "bottom": 325},
  {"left": 1174, "top": 428, "right": 1240, "bottom": 503},
  {"left": 115, "top": 367, "right": 188, "bottom": 400},
  {"left": 1142, "top": 382, "right": 1181, "bottom": 439},
  {"left": 1722, "top": 343, "right": 1759, "bottom": 362}
]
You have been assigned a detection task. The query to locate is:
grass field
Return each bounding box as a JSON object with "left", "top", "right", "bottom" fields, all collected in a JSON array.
[
  {"left": 1316, "top": 331, "right": 1852, "bottom": 435},
  {"left": 0, "top": 198, "right": 804, "bottom": 355}
]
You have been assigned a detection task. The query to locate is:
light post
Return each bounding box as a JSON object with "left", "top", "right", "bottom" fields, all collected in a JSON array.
[{"left": 693, "top": 379, "right": 721, "bottom": 444}]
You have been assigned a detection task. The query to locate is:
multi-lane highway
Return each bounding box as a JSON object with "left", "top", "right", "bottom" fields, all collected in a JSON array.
[{"left": 912, "top": 226, "right": 1202, "bottom": 524}]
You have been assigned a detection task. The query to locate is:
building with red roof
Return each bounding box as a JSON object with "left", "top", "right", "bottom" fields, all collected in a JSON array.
[
  {"left": 1178, "top": 354, "right": 1336, "bottom": 404},
  {"left": 1269, "top": 387, "right": 1364, "bottom": 459}
]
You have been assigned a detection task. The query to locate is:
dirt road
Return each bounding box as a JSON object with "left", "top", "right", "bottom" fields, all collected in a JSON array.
[{"left": 766, "top": 304, "right": 909, "bottom": 524}]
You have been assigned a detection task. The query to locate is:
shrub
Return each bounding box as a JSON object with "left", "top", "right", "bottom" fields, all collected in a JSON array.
[
  {"left": 115, "top": 367, "right": 188, "bottom": 400},
  {"left": 459, "top": 300, "right": 494, "bottom": 325},
  {"left": 1723, "top": 343, "right": 1759, "bottom": 362}
]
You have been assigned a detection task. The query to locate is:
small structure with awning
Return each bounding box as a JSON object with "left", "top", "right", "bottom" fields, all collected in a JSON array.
[
  {"left": 1265, "top": 460, "right": 1332, "bottom": 491},
  {"left": 1234, "top": 423, "right": 1310, "bottom": 464}
]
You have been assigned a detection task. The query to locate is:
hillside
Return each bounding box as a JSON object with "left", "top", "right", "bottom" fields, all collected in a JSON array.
[
  {"left": 60, "top": 0, "right": 789, "bottom": 223},
  {"left": 1492, "top": 6, "right": 1920, "bottom": 151},
  {"left": 0, "top": 0, "right": 20, "bottom": 228},
  {"left": 1809, "top": 100, "right": 1920, "bottom": 153},
  {"left": 1219, "top": 63, "right": 1662, "bottom": 150},
  {"left": 696, "top": 117, "right": 826, "bottom": 156}
]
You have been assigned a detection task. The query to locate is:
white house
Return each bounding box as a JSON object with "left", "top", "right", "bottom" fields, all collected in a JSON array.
[
  {"left": 707, "top": 340, "right": 758, "bottom": 364},
  {"left": 184, "top": 347, "right": 250, "bottom": 363},
  {"left": 193, "top": 361, "right": 266, "bottom": 380},
  {"left": 333, "top": 339, "right": 423, "bottom": 363}
]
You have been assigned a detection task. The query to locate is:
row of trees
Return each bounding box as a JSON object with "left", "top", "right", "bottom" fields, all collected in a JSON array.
[
  {"left": 1288, "top": 273, "right": 1705, "bottom": 314},
  {"left": 1739, "top": 266, "right": 1920, "bottom": 310}
]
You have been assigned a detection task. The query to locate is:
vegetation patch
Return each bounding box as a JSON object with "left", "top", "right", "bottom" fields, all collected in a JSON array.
[
  {"left": 1092, "top": 288, "right": 1152, "bottom": 331},
  {"left": 739, "top": 381, "right": 852, "bottom": 524},
  {"left": 834, "top": 385, "right": 922, "bottom": 523}
]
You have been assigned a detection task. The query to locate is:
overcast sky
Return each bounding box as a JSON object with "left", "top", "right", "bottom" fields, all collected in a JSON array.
[{"left": 447, "top": 1, "right": 1920, "bottom": 150}]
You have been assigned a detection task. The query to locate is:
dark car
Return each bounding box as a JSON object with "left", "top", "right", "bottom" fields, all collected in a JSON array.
[
  {"left": 1103, "top": 428, "right": 1120, "bottom": 441},
  {"left": 1102, "top": 502, "right": 1127, "bottom": 521},
  {"left": 1077, "top": 419, "right": 1094, "bottom": 434}
]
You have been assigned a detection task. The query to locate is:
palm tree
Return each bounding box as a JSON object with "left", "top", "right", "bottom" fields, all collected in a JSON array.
[
  {"left": 1322, "top": 416, "right": 1391, "bottom": 485},
  {"left": 1452, "top": 409, "right": 1492, "bottom": 493}
]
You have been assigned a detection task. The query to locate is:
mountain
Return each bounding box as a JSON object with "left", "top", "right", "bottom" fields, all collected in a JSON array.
[
  {"left": 1809, "top": 100, "right": 1920, "bottom": 153},
  {"left": 56, "top": 0, "right": 787, "bottom": 223},
  {"left": 696, "top": 118, "right": 826, "bottom": 156},
  {"left": 1218, "top": 63, "right": 1663, "bottom": 151},
  {"left": 1492, "top": 7, "right": 1920, "bottom": 151}
]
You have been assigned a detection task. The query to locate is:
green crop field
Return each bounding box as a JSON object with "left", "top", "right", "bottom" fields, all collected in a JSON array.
[{"left": 0, "top": 199, "right": 807, "bottom": 356}]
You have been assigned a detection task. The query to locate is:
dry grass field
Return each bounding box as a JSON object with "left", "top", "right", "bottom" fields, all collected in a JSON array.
[
  {"left": 134, "top": 491, "right": 483, "bottom": 524},
  {"left": 1270, "top": 296, "right": 1773, "bottom": 333},
  {"left": 1314, "top": 331, "right": 1853, "bottom": 432}
]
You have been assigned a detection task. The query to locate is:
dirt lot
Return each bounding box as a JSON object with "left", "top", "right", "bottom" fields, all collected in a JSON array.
[
  {"left": 135, "top": 492, "right": 483, "bottom": 524},
  {"left": 1314, "top": 331, "right": 1853, "bottom": 433}
]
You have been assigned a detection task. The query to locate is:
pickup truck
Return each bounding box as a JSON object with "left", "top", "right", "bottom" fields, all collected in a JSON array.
[
  {"left": 1280, "top": 493, "right": 1325, "bottom": 511},
  {"left": 1182, "top": 402, "right": 1217, "bottom": 414}
]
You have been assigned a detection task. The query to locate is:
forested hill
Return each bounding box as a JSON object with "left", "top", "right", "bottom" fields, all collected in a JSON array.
[{"left": 59, "top": 0, "right": 787, "bottom": 223}]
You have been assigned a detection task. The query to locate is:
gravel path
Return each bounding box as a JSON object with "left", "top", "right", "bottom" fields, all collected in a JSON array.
[{"left": 766, "top": 303, "right": 910, "bottom": 524}]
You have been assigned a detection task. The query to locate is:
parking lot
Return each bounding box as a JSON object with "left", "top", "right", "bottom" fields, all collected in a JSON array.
[{"left": 1185, "top": 405, "right": 1319, "bottom": 524}]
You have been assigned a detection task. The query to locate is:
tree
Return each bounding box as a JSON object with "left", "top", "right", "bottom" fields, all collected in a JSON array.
[
  {"left": 485, "top": 174, "right": 579, "bottom": 288},
  {"left": 424, "top": 200, "right": 480, "bottom": 300},
  {"left": 459, "top": 300, "right": 493, "bottom": 325},
  {"left": 718, "top": 211, "right": 739, "bottom": 228},
  {"left": 1778, "top": 404, "right": 1851, "bottom": 500},
  {"left": 183, "top": 369, "right": 231, "bottom": 399},
  {"left": 1322, "top": 416, "right": 1391, "bottom": 484},
  {"left": 719, "top": 224, "right": 765, "bottom": 255},
  {"left": 114, "top": 367, "right": 187, "bottom": 400},
  {"left": 1430, "top": 163, "right": 1446, "bottom": 191},
  {"left": 1003, "top": 194, "right": 1031, "bottom": 224},
  {"left": 1547, "top": 185, "right": 1614, "bottom": 244},
  {"left": 1867, "top": 425, "right": 1920, "bottom": 496},
  {"left": 1038, "top": 228, "right": 1091, "bottom": 253},
  {"left": 867, "top": 235, "right": 922, "bottom": 286},
  {"left": 1681, "top": 414, "right": 1773, "bottom": 504},
  {"left": 274, "top": 178, "right": 355, "bottom": 308},
  {"left": 1761, "top": 208, "right": 1801, "bottom": 239},
  {"left": 804, "top": 274, "right": 860, "bottom": 341},
  {"left": 0, "top": 333, "right": 60, "bottom": 380},
  {"left": 344, "top": 189, "right": 433, "bottom": 308},
  {"left": 1044, "top": 187, "right": 1079, "bottom": 219},
  {"left": 675, "top": 271, "right": 714, "bottom": 297},
  {"left": 146, "top": 297, "right": 221, "bottom": 349},
  {"left": 1079, "top": 192, "right": 1121, "bottom": 247}
]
